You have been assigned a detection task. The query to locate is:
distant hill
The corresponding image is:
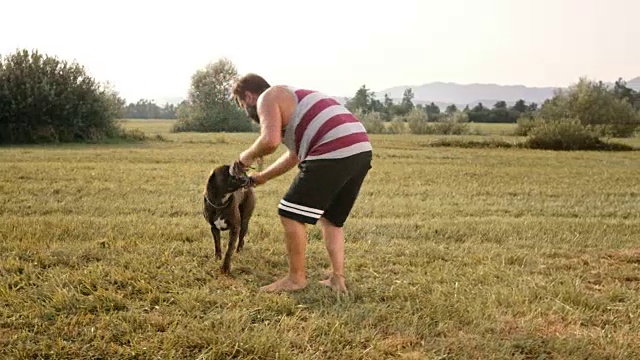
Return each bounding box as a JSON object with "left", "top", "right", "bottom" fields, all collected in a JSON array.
[
  {"left": 374, "top": 82, "right": 560, "bottom": 107},
  {"left": 371, "top": 77, "right": 640, "bottom": 108},
  {"left": 137, "top": 77, "right": 640, "bottom": 109},
  {"left": 627, "top": 77, "right": 640, "bottom": 92}
]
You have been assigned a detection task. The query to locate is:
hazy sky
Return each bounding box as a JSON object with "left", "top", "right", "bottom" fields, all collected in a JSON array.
[{"left": 2, "top": 0, "right": 638, "bottom": 103}]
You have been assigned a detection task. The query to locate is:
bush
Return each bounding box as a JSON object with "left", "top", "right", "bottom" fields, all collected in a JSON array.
[
  {"left": 354, "top": 109, "right": 385, "bottom": 134},
  {"left": 429, "top": 138, "right": 518, "bottom": 149},
  {"left": 524, "top": 118, "right": 624, "bottom": 151},
  {"left": 539, "top": 78, "right": 640, "bottom": 138},
  {"left": 514, "top": 116, "right": 538, "bottom": 136},
  {"left": 406, "top": 108, "right": 430, "bottom": 134},
  {"left": 408, "top": 110, "right": 471, "bottom": 135},
  {"left": 387, "top": 117, "right": 408, "bottom": 134},
  {"left": 0, "top": 49, "right": 125, "bottom": 144},
  {"left": 430, "top": 122, "right": 470, "bottom": 135}
]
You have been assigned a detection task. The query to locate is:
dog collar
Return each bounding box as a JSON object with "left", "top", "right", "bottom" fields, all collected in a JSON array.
[{"left": 204, "top": 193, "right": 232, "bottom": 209}]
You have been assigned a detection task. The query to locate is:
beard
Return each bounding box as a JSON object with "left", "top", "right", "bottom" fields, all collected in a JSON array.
[{"left": 245, "top": 104, "right": 260, "bottom": 124}]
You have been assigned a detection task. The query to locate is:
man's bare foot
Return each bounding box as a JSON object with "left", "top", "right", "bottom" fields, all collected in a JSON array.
[
  {"left": 319, "top": 273, "right": 348, "bottom": 293},
  {"left": 259, "top": 276, "right": 307, "bottom": 293}
]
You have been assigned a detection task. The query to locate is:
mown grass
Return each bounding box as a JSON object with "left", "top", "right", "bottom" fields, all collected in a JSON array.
[{"left": 1, "top": 120, "right": 639, "bottom": 359}]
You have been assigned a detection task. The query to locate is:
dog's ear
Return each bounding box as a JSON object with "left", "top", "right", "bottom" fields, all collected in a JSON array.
[{"left": 205, "top": 169, "right": 219, "bottom": 198}]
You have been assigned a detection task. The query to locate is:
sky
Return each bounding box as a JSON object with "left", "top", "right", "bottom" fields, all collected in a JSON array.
[{"left": 1, "top": 0, "right": 638, "bottom": 103}]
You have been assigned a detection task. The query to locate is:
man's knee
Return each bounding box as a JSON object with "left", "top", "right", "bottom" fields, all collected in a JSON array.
[
  {"left": 280, "top": 214, "right": 307, "bottom": 230},
  {"left": 318, "top": 216, "right": 343, "bottom": 229}
]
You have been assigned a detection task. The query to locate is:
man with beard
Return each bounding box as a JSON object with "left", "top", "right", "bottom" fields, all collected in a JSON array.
[{"left": 230, "top": 73, "right": 373, "bottom": 293}]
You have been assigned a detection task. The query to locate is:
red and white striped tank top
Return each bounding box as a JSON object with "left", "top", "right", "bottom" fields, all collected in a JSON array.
[{"left": 282, "top": 86, "right": 372, "bottom": 162}]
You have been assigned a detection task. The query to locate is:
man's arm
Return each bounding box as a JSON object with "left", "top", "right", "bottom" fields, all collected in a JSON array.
[
  {"left": 238, "top": 88, "right": 284, "bottom": 167},
  {"left": 254, "top": 150, "right": 299, "bottom": 184}
]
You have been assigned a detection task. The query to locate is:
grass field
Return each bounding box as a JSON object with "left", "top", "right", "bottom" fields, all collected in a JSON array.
[{"left": 2, "top": 119, "right": 640, "bottom": 359}]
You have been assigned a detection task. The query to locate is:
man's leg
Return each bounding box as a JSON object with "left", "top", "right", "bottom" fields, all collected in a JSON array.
[
  {"left": 259, "top": 216, "right": 308, "bottom": 292},
  {"left": 318, "top": 217, "right": 347, "bottom": 292},
  {"left": 318, "top": 151, "right": 372, "bottom": 293}
]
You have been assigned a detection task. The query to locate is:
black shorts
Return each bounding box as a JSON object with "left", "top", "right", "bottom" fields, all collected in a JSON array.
[{"left": 278, "top": 150, "right": 372, "bottom": 227}]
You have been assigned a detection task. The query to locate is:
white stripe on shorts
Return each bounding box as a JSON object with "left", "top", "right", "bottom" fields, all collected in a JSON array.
[
  {"left": 279, "top": 199, "right": 324, "bottom": 215},
  {"left": 278, "top": 203, "right": 322, "bottom": 219}
]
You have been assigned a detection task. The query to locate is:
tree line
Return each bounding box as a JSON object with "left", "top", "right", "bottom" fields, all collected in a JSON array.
[
  {"left": 346, "top": 78, "right": 640, "bottom": 138},
  {"left": 123, "top": 99, "right": 180, "bottom": 119},
  {"left": 345, "top": 81, "right": 637, "bottom": 125},
  {"left": 1, "top": 47, "right": 638, "bottom": 145}
]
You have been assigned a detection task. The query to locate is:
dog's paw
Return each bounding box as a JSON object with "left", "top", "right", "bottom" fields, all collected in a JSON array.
[{"left": 220, "top": 264, "right": 231, "bottom": 275}]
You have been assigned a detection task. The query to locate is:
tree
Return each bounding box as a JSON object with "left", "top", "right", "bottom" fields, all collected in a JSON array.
[
  {"left": 468, "top": 102, "right": 492, "bottom": 123},
  {"left": 124, "top": 99, "right": 172, "bottom": 119},
  {"left": 346, "top": 85, "right": 374, "bottom": 113},
  {"left": 345, "top": 85, "right": 385, "bottom": 115},
  {"left": 445, "top": 104, "right": 458, "bottom": 115},
  {"left": 172, "top": 58, "right": 253, "bottom": 132},
  {"left": 378, "top": 93, "right": 394, "bottom": 121},
  {"left": 383, "top": 93, "right": 394, "bottom": 109},
  {"left": 613, "top": 78, "right": 640, "bottom": 111},
  {"left": 511, "top": 99, "right": 527, "bottom": 113},
  {"left": 493, "top": 101, "right": 507, "bottom": 109},
  {"left": 538, "top": 77, "right": 640, "bottom": 137},
  {"left": 400, "top": 88, "right": 415, "bottom": 114},
  {"left": 424, "top": 102, "right": 441, "bottom": 120},
  {"left": 0, "top": 49, "right": 125, "bottom": 144},
  {"left": 489, "top": 107, "right": 515, "bottom": 123}
]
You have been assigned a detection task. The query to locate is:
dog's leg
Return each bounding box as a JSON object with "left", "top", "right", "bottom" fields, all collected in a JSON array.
[
  {"left": 238, "top": 192, "right": 256, "bottom": 253},
  {"left": 211, "top": 226, "right": 222, "bottom": 260},
  {"left": 238, "top": 217, "right": 249, "bottom": 252},
  {"left": 222, "top": 226, "right": 239, "bottom": 274}
]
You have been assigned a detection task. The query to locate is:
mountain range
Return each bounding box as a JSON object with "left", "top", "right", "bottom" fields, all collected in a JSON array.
[
  {"left": 373, "top": 82, "right": 558, "bottom": 108},
  {"left": 149, "top": 76, "right": 640, "bottom": 108},
  {"left": 370, "top": 76, "right": 640, "bottom": 108},
  {"left": 627, "top": 76, "right": 640, "bottom": 92}
]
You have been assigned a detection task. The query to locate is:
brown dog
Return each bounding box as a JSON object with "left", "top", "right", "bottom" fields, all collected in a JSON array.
[{"left": 203, "top": 165, "right": 256, "bottom": 274}]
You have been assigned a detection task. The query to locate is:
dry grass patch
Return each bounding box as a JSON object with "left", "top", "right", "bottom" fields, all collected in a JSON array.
[{"left": 1, "top": 121, "right": 639, "bottom": 359}]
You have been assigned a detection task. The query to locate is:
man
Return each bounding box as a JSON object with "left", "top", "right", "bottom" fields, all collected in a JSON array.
[{"left": 230, "top": 73, "right": 372, "bottom": 293}]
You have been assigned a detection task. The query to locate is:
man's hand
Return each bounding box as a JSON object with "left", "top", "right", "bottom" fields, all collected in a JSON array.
[
  {"left": 238, "top": 150, "right": 255, "bottom": 169},
  {"left": 230, "top": 159, "right": 249, "bottom": 177},
  {"left": 249, "top": 173, "right": 267, "bottom": 187}
]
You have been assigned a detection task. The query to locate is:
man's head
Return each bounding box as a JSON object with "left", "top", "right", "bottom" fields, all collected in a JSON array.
[{"left": 232, "top": 73, "right": 271, "bottom": 123}]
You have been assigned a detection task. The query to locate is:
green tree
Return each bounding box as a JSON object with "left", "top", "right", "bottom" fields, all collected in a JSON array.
[
  {"left": 172, "top": 58, "right": 253, "bottom": 133},
  {"left": 125, "top": 99, "right": 166, "bottom": 119},
  {"left": 489, "top": 107, "right": 516, "bottom": 123},
  {"left": 538, "top": 77, "right": 640, "bottom": 137},
  {"left": 346, "top": 85, "right": 373, "bottom": 113},
  {"left": 0, "top": 49, "right": 125, "bottom": 144},
  {"left": 379, "top": 93, "right": 394, "bottom": 121},
  {"left": 445, "top": 104, "right": 458, "bottom": 115},
  {"left": 346, "top": 85, "right": 384, "bottom": 115},
  {"left": 424, "top": 102, "right": 441, "bottom": 121},
  {"left": 400, "top": 88, "right": 415, "bottom": 114},
  {"left": 468, "top": 102, "right": 491, "bottom": 122},
  {"left": 511, "top": 99, "right": 527, "bottom": 113},
  {"left": 383, "top": 93, "right": 394, "bottom": 109},
  {"left": 493, "top": 101, "right": 507, "bottom": 109},
  {"left": 613, "top": 78, "right": 640, "bottom": 110}
]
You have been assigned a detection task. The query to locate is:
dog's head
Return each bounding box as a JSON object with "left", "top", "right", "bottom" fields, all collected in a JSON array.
[{"left": 205, "top": 165, "right": 251, "bottom": 200}]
